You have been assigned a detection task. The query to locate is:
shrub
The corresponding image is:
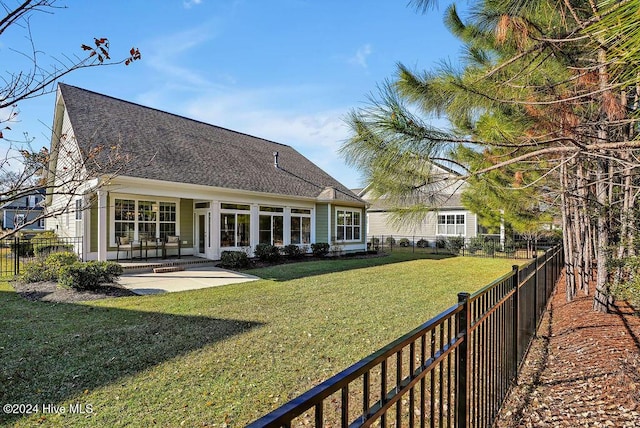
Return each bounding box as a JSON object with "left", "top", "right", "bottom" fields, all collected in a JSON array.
[
  {"left": 416, "top": 238, "right": 429, "bottom": 248},
  {"left": 20, "top": 259, "right": 50, "bottom": 283},
  {"left": 20, "top": 251, "right": 79, "bottom": 283},
  {"left": 58, "top": 261, "right": 122, "bottom": 291},
  {"left": 445, "top": 236, "right": 465, "bottom": 254},
  {"left": 28, "top": 231, "right": 73, "bottom": 257},
  {"left": 46, "top": 251, "right": 80, "bottom": 274},
  {"left": 310, "top": 242, "right": 330, "bottom": 257},
  {"left": 220, "top": 251, "right": 250, "bottom": 269},
  {"left": 435, "top": 238, "right": 447, "bottom": 249},
  {"left": 330, "top": 243, "right": 344, "bottom": 256},
  {"left": 399, "top": 238, "right": 410, "bottom": 247},
  {"left": 283, "top": 244, "right": 305, "bottom": 259},
  {"left": 483, "top": 240, "right": 497, "bottom": 256},
  {"left": 254, "top": 243, "right": 281, "bottom": 262},
  {"left": 504, "top": 239, "right": 516, "bottom": 255},
  {"left": 10, "top": 240, "right": 34, "bottom": 257},
  {"left": 385, "top": 236, "right": 396, "bottom": 246},
  {"left": 33, "top": 242, "right": 74, "bottom": 257},
  {"left": 93, "top": 261, "right": 123, "bottom": 283},
  {"left": 467, "top": 237, "right": 484, "bottom": 254}
]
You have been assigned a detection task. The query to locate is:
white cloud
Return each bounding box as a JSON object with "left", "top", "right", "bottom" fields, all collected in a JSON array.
[
  {"left": 143, "top": 24, "right": 219, "bottom": 88},
  {"left": 348, "top": 44, "right": 372, "bottom": 69},
  {"left": 183, "top": 0, "right": 203, "bottom": 9},
  {"left": 172, "top": 87, "right": 362, "bottom": 186}
]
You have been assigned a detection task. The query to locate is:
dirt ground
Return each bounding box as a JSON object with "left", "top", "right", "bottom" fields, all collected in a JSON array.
[{"left": 495, "top": 274, "right": 640, "bottom": 427}]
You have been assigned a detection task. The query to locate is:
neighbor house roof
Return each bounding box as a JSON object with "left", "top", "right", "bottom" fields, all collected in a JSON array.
[
  {"left": 363, "top": 192, "right": 465, "bottom": 212},
  {"left": 56, "top": 84, "right": 362, "bottom": 204},
  {"left": 356, "top": 160, "right": 468, "bottom": 212}
]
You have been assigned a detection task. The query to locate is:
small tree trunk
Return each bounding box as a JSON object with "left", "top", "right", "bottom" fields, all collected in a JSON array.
[{"left": 560, "top": 158, "right": 576, "bottom": 301}]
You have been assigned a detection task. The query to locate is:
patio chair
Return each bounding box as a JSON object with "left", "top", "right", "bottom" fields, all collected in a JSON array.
[
  {"left": 140, "top": 234, "right": 161, "bottom": 260},
  {"left": 116, "top": 236, "right": 140, "bottom": 262},
  {"left": 163, "top": 235, "right": 181, "bottom": 259}
]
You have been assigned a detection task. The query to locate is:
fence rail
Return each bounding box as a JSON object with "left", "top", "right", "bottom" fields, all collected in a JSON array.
[
  {"left": 368, "top": 235, "right": 557, "bottom": 260},
  {"left": 248, "top": 244, "right": 564, "bottom": 428},
  {"left": 0, "top": 236, "right": 83, "bottom": 277}
]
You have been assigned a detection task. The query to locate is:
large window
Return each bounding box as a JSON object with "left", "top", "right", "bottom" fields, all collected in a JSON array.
[
  {"left": 138, "top": 200, "right": 157, "bottom": 239},
  {"left": 221, "top": 203, "right": 250, "bottom": 247},
  {"left": 159, "top": 202, "right": 176, "bottom": 239},
  {"left": 437, "top": 213, "right": 465, "bottom": 236},
  {"left": 113, "top": 198, "right": 177, "bottom": 242},
  {"left": 114, "top": 199, "right": 136, "bottom": 240},
  {"left": 291, "top": 208, "right": 311, "bottom": 244},
  {"left": 259, "top": 206, "right": 283, "bottom": 245},
  {"left": 336, "top": 208, "right": 361, "bottom": 241}
]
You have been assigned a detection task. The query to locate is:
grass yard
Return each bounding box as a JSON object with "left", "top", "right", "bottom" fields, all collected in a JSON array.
[{"left": 1, "top": 253, "right": 520, "bottom": 427}]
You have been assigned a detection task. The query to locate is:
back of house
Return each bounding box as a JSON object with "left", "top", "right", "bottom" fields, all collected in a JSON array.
[{"left": 45, "top": 84, "right": 366, "bottom": 261}]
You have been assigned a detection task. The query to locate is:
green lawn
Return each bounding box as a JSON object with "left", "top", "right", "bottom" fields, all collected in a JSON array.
[{"left": 0, "top": 253, "right": 520, "bottom": 427}]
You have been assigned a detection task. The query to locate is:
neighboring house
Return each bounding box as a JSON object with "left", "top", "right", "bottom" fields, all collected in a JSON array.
[
  {"left": 356, "top": 163, "right": 479, "bottom": 244},
  {"left": 0, "top": 189, "right": 46, "bottom": 231},
  {"left": 45, "top": 84, "right": 366, "bottom": 261}
]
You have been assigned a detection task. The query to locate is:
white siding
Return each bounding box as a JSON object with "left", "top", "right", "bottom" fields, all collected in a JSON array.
[{"left": 46, "top": 108, "right": 87, "bottom": 238}]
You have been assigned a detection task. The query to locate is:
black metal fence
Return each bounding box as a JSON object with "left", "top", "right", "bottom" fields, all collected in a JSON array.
[
  {"left": 0, "top": 236, "right": 83, "bottom": 277},
  {"left": 368, "top": 235, "right": 555, "bottom": 259},
  {"left": 248, "top": 244, "right": 563, "bottom": 427}
]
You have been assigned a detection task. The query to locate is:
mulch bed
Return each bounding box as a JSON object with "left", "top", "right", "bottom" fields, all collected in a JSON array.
[
  {"left": 495, "top": 273, "right": 640, "bottom": 427},
  {"left": 11, "top": 281, "right": 137, "bottom": 303}
]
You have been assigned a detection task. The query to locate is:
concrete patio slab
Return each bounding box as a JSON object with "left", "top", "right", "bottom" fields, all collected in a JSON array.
[{"left": 118, "top": 266, "right": 259, "bottom": 295}]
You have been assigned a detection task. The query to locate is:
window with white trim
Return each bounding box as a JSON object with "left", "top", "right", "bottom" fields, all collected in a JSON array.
[
  {"left": 220, "top": 203, "right": 250, "bottom": 247},
  {"left": 159, "top": 202, "right": 176, "bottom": 239},
  {"left": 113, "top": 198, "right": 177, "bottom": 242},
  {"left": 437, "top": 213, "right": 465, "bottom": 236},
  {"left": 75, "top": 199, "right": 83, "bottom": 220},
  {"left": 14, "top": 214, "right": 25, "bottom": 229},
  {"left": 290, "top": 208, "right": 311, "bottom": 244},
  {"left": 259, "top": 206, "right": 284, "bottom": 246},
  {"left": 336, "top": 208, "right": 361, "bottom": 241}
]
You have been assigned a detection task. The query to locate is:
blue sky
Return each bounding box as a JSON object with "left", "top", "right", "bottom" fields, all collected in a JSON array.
[{"left": 2, "top": 0, "right": 462, "bottom": 188}]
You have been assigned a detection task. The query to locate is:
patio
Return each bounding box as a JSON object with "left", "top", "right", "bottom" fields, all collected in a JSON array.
[{"left": 116, "top": 257, "right": 259, "bottom": 295}]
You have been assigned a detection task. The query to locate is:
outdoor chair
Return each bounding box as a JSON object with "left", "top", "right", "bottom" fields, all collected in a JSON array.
[
  {"left": 116, "top": 236, "right": 140, "bottom": 262},
  {"left": 163, "top": 235, "right": 181, "bottom": 259},
  {"left": 140, "top": 234, "right": 162, "bottom": 260}
]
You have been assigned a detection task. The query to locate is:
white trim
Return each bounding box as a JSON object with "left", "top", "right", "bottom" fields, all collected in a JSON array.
[
  {"left": 194, "top": 207, "right": 209, "bottom": 257},
  {"left": 109, "top": 193, "right": 181, "bottom": 246},
  {"left": 289, "top": 208, "right": 312, "bottom": 246},
  {"left": 97, "top": 190, "right": 107, "bottom": 261},
  {"left": 103, "top": 175, "right": 324, "bottom": 204},
  {"left": 334, "top": 207, "right": 363, "bottom": 243},
  {"left": 327, "top": 203, "right": 332, "bottom": 243},
  {"left": 436, "top": 211, "right": 467, "bottom": 236}
]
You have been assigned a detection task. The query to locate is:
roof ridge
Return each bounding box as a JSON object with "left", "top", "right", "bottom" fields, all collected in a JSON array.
[{"left": 57, "top": 83, "right": 292, "bottom": 149}]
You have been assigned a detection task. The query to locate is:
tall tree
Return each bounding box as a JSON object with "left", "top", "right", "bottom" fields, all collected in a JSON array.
[{"left": 342, "top": 0, "right": 640, "bottom": 312}]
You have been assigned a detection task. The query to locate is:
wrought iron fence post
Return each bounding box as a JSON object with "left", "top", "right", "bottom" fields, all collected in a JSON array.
[
  {"left": 456, "top": 292, "right": 471, "bottom": 428},
  {"left": 14, "top": 237, "right": 19, "bottom": 276},
  {"left": 534, "top": 255, "right": 539, "bottom": 332},
  {"left": 512, "top": 264, "right": 520, "bottom": 374}
]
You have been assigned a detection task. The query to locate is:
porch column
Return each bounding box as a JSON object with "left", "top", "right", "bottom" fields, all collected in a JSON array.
[
  {"left": 82, "top": 193, "right": 90, "bottom": 261},
  {"left": 250, "top": 203, "right": 259, "bottom": 251},
  {"left": 97, "top": 190, "right": 107, "bottom": 261},
  {"left": 327, "top": 203, "right": 332, "bottom": 244},
  {"left": 283, "top": 207, "right": 291, "bottom": 246}
]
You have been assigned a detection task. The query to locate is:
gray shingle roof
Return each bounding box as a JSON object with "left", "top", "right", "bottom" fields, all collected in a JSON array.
[
  {"left": 364, "top": 192, "right": 465, "bottom": 211},
  {"left": 58, "top": 84, "right": 362, "bottom": 204}
]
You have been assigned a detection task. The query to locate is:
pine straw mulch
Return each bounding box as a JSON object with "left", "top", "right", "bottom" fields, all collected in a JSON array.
[{"left": 495, "top": 274, "right": 640, "bottom": 427}]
